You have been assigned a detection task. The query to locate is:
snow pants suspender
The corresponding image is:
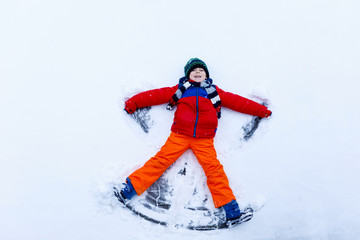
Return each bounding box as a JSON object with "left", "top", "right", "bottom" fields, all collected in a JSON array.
[{"left": 128, "top": 132, "right": 236, "bottom": 208}]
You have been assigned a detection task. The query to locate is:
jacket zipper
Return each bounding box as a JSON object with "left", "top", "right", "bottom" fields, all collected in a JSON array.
[{"left": 193, "top": 87, "right": 199, "bottom": 137}]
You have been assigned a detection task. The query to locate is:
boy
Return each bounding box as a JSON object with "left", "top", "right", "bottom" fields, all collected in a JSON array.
[{"left": 114, "top": 58, "right": 272, "bottom": 223}]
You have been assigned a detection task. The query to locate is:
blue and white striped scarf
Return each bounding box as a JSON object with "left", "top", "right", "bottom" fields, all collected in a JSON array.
[{"left": 167, "top": 77, "right": 222, "bottom": 119}]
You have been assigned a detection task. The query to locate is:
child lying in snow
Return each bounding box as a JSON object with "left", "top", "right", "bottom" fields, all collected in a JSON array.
[{"left": 114, "top": 58, "right": 272, "bottom": 223}]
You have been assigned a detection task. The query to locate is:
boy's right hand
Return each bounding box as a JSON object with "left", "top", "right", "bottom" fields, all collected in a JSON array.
[{"left": 124, "top": 100, "right": 137, "bottom": 114}]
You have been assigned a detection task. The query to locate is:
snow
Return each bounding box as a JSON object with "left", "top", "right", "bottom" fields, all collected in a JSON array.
[{"left": 1, "top": 0, "right": 360, "bottom": 239}]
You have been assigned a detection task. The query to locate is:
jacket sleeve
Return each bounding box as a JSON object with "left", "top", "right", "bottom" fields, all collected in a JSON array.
[
  {"left": 125, "top": 85, "right": 178, "bottom": 110},
  {"left": 216, "top": 86, "right": 269, "bottom": 118}
]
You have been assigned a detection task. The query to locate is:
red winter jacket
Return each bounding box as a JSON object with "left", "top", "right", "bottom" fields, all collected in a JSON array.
[{"left": 125, "top": 84, "right": 269, "bottom": 138}]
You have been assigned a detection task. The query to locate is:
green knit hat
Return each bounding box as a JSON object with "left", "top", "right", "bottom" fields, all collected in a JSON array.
[{"left": 184, "top": 58, "right": 209, "bottom": 78}]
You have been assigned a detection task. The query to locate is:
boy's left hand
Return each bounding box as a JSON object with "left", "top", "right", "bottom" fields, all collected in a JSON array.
[{"left": 264, "top": 110, "right": 272, "bottom": 118}]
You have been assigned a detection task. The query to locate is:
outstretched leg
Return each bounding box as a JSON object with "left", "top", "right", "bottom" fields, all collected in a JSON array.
[
  {"left": 128, "top": 132, "right": 190, "bottom": 195},
  {"left": 190, "top": 137, "right": 236, "bottom": 208}
]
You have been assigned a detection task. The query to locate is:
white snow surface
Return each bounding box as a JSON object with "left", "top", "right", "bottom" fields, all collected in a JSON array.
[{"left": 1, "top": 0, "right": 360, "bottom": 239}]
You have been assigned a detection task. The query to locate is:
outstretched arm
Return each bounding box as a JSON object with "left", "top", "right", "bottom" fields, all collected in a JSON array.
[
  {"left": 125, "top": 85, "right": 178, "bottom": 113},
  {"left": 217, "top": 87, "right": 272, "bottom": 118}
]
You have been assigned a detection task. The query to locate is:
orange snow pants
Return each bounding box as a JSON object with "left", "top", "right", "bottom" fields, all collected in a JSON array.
[{"left": 128, "top": 132, "right": 236, "bottom": 208}]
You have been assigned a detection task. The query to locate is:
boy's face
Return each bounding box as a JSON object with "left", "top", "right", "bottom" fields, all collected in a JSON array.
[{"left": 189, "top": 68, "right": 207, "bottom": 82}]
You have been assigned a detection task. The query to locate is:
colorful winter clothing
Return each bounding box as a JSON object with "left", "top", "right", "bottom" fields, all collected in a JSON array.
[
  {"left": 125, "top": 78, "right": 270, "bottom": 138},
  {"left": 122, "top": 178, "right": 137, "bottom": 200},
  {"left": 128, "top": 132, "right": 236, "bottom": 208},
  {"left": 123, "top": 58, "right": 272, "bottom": 209},
  {"left": 223, "top": 200, "right": 241, "bottom": 220},
  {"left": 167, "top": 77, "right": 222, "bottom": 119}
]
